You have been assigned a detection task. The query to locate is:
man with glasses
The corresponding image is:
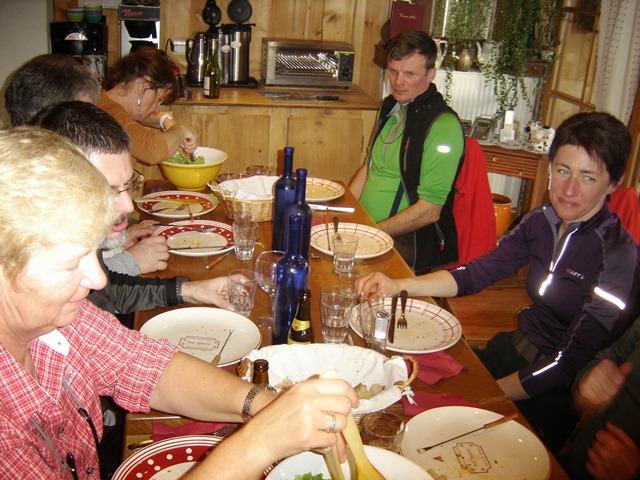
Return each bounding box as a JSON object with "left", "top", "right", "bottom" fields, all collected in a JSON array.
[
  {"left": 33, "top": 101, "right": 232, "bottom": 477},
  {"left": 4, "top": 53, "right": 168, "bottom": 277}
]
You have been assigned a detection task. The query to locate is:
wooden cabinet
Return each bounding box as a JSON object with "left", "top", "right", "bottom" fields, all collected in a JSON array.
[
  {"left": 143, "top": 85, "right": 378, "bottom": 184},
  {"left": 481, "top": 144, "right": 549, "bottom": 216}
]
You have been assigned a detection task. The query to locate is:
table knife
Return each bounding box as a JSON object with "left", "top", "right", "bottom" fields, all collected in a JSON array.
[
  {"left": 389, "top": 294, "right": 398, "bottom": 344},
  {"left": 309, "top": 204, "right": 355, "bottom": 213},
  {"left": 169, "top": 245, "right": 226, "bottom": 251},
  {"left": 417, "top": 414, "right": 516, "bottom": 453}
]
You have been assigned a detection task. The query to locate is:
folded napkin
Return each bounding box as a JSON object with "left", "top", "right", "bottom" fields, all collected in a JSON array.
[
  {"left": 402, "top": 391, "right": 480, "bottom": 417},
  {"left": 406, "top": 351, "right": 466, "bottom": 385},
  {"left": 218, "top": 176, "right": 278, "bottom": 200},
  {"left": 152, "top": 421, "right": 231, "bottom": 442}
]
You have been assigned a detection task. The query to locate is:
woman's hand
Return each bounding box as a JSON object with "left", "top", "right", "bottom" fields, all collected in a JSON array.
[
  {"left": 179, "top": 126, "right": 198, "bottom": 155},
  {"left": 244, "top": 377, "right": 359, "bottom": 464},
  {"left": 356, "top": 272, "right": 401, "bottom": 298}
]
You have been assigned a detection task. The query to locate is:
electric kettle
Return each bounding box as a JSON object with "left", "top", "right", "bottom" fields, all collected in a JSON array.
[{"left": 186, "top": 32, "right": 207, "bottom": 86}]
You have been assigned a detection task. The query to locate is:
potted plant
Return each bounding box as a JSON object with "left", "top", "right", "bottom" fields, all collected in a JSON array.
[
  {"left": 537, "top": 0, "right": 563, "bottom": 61},
  {"left": 485, "top": 0, "right": 541, "bottom": 115},
  {"left": 432, "top": 0, "right": 493, "bottom": 71}
]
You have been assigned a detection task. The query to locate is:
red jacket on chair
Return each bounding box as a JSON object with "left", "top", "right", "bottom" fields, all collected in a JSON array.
[
  {"left": 608, "top": 187, "right": 640, "bottom": 244},
  {"left": 447, "top": 137, "right": 496, "bottom": 269}
]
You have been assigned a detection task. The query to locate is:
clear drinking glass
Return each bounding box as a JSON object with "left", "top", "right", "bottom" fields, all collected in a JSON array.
[
  {"left": 332, "top": 233, "right": 359, "bottom": 273},
  {"left": 320, "top": 286, "right": 354, "bottom": 344},
  {"left": 254, "top": 250, "right": 285, "bottom": 331},
  {"left": 358, "top": 290, "right": 385, "bottom": 349},
  {"left": 227, "top": 269, "right": 257, "bottom": 316},
  {"left": 232, "top": 220, "right": 258, "bottom": 260}
]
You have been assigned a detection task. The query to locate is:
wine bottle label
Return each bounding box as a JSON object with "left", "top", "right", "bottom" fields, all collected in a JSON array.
[
  {"left": 287, "top": 318, "right": 311, "bottom": 344},
  {"left": 204, "top": 77, "right": 211, "bottom": 94},
  {"left": 291, "top": 319, "right": 310, "bottom": 331}
]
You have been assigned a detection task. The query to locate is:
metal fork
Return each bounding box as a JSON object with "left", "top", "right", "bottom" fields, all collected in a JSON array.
[
  {"left": 210, "top": 424, "right": 238, "bottom": 438},
  {"left": 153, "top": 203, "right": 189, "bottom": 213},
  {"left": 397, "top": 290, "right": 408, "bottom": 329}
]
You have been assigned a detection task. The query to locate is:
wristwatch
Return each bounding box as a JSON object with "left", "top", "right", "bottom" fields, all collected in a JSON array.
[{"left": 159, "top": 113, "right": 174, "bottom": 131}]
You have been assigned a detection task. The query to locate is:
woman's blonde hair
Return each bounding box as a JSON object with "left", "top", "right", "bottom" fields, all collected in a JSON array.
[{"left": 0, "top": 127, "right": 115, "bottom": 282}]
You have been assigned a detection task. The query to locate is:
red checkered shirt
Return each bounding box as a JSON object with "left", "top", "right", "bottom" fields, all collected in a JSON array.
[{"left": 0, "top": 301, "right": 178, "bottom": 479}]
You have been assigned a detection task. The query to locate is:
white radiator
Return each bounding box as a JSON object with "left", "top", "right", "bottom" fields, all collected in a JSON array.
[{"left": 432, "top": 70, "right": 538, "bottom": 130}]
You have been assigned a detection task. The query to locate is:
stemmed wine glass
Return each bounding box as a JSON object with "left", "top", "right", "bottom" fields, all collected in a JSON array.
[{"left": 254, "top": 250, "right": 285, "bottom": 330}]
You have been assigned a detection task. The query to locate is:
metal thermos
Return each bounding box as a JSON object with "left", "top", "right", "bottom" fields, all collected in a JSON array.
[
  {"left": 186, "top": 32, "right": 207, "bottom": 85},
  {"left": 218, "top": 26, "right": 231, "bottom": 85},
  {"left": 228, "top": 24, "right": 251, "bottom": 84}
]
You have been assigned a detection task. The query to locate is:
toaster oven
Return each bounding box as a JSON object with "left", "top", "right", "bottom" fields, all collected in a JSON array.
[{"left": 261, "top": 38, "right": 355, "bottom": 89}]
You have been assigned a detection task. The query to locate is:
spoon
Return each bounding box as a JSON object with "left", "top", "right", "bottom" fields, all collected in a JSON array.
[{"left": 332, "top": 216, "right": 341, "bottom": 242}]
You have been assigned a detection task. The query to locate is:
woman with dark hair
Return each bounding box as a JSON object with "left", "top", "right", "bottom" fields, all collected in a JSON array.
[
  {"left": 98, "top": 47, "right": 197, "bottom": 169},
  {"left": 357, "top": 111, "right": 640, "bottom": 454}
]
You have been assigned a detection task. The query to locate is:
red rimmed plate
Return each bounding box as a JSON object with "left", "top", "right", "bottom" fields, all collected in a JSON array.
[
  {"left": 113, "top": 435, "right": 222, "bottom": 480},
  {"left": 152, "top": 220, "right": 234, "bottom": 257},
  {"left": 136, "top": 190, "right": 217, "bottom": 219},
  {"left": 310, "top": 222, "right": 394, "bottom": 259},
  {"left": 350, "top": 298, "right": 462, "bottom": 354}
]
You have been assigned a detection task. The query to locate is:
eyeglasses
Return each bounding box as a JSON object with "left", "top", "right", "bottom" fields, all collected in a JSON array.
[
  {"left": 29, "top": 377, "right": 105, "bottom": 479},
  {"left": 113, "top": 169, "right": 144, "bottom": 196}
]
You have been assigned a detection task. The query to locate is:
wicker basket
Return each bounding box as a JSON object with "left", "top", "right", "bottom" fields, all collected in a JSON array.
[{"left": 208, "top": 178, "right": 273, "bottom": 222}]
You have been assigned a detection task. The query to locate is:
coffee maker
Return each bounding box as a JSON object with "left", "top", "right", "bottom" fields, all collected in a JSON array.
[
  {"left": 50, "top": 21, "right": 108, "bottom": 84},
  {"left": 118, "top": 1, "right": 161, "bottom": 56},
  {"left": 198, "top": 0, "right": 254, "bottom": 86}
]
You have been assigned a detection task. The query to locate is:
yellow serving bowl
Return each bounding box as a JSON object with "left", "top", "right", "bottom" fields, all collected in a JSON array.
[{"left": 160, "top": 147, "right": 227, "bottom": 190}]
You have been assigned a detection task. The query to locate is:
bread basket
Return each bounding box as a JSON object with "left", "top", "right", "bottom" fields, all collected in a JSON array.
[{"left": 208, "top": 176, "right": 276, "bottom": 222}]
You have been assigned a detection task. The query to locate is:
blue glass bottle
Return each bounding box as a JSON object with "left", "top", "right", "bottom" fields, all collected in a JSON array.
[
  {"left": 271, "top": 146, "right": 296, "bottom": 251},
  {"left": 272, "top": 214, "right": 309, "bottom": 345},
  {"left": 283, "top": 168, "right": 312, "bottom": 260}
]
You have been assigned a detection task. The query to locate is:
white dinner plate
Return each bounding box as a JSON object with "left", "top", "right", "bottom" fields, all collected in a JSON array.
[
  {"left": 310, "top": 222, "right": 394, "bottom": 259},
  {"left": 140, "top": 307, "right": 261, "bottom": 367},
  {"left": 266, "top": 446, "right": 433, "bottom": 480},
  {"left": 305, "top": 177, "right": 345, "bottom": 202},
  {"left": 350, "top": 298, "right": 462, "bottom": 354},
  {"left": 152, "top": 220, "right": 234, "bottom": 257},
  {"left": 401, "top": 406, "right": 551, "bottom": 480},
  {"left": 136, "top": 190, "right": 217, "bottom": 219},
  {"left": 113, "top": 435, "right": 222, "bottom": 480}
]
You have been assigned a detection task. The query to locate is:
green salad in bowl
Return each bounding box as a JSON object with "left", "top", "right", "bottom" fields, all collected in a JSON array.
[{"left": 166, "top": 151, "right": 205, "bottom": 165}]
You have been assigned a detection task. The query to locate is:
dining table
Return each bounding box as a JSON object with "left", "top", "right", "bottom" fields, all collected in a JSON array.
[{"left": 122, "top": 178, "right": 569, "bottom": 479}]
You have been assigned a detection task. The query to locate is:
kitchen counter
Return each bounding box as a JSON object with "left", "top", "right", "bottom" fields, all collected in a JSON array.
[
  {"left": 154, "top": 83, "right": 380, "bottom": 186},
  {"left": 174, "top": 83, "right": 380, "bottom": 110}
]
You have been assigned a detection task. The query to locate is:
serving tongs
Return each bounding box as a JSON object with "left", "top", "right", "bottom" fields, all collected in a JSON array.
[
  {"left": 319, "top": 371, "right": 384, "bottom": 480},
  {"left": 342, "top": 412, "right": 385, "bottom": 479}
]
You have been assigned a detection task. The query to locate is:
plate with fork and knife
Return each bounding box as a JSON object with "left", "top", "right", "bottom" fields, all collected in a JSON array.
[
  {"left": 135, "top": 190, "right": 217, "bottom": 219},
  {"left": 152, "top": 220, "right": 234, "bottom": 257},
  {"left": 349, "top": 297, "right": 462, "bottom": 354}
]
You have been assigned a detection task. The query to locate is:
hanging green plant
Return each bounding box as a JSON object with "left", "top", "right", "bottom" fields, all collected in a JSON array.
[
  {"left": 443, "top": 68, "right": 454, "bottom": 104},
  {"left": 537, "top": 0, "right": 564, "bottom": 60},
  {"left": 486, "top": 0, "right": 541, "bottom": 115},
  {"left": 433, "top": 0, "right": 493, "bottom": 70}
]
